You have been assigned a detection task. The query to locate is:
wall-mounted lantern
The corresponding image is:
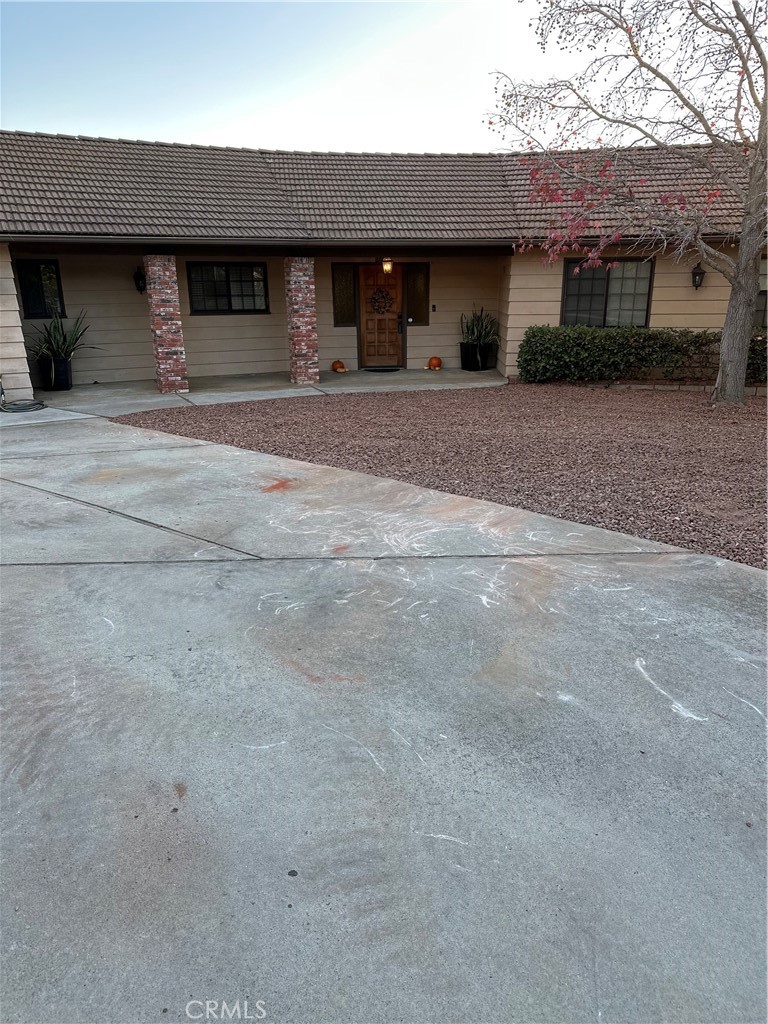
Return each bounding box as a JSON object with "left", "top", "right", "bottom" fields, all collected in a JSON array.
[
  {"left": 691, "top": 263, "right": 706, "bottom": 290},
  {"left": 381, "top": 257, "right": 393, "bottom": 275},
  {"left": 133, "top": 266, "right": 147, "bottom": 293}
]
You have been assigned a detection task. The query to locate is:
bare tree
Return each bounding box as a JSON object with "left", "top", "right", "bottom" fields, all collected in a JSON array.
[{"left": 495, "top": 0, "right": 766, "bottom": 404}]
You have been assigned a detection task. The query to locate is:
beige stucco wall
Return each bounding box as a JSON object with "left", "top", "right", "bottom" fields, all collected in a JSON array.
[
  {"left": 316, "top": 255, "right": 505, "bottom": 371},
  {"left": 16, "top": 252, "right": 156, "bottom": 387},
  {"left": 175, "top": 252, "right": 289, "bottom": 377},
  {"left": 0, "top": 243, "right": 34, "bottom": 400},
  {"left": 497, "top": 250, "right": 734, "bottom": 378}
]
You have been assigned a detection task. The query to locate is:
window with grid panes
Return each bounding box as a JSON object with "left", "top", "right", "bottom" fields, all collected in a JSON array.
[
  {"left": 562, "top": 260, "right": 652, "bottom": 327},
  {"left": 187, "top": 262, "right": 269, "bottom": 314}
]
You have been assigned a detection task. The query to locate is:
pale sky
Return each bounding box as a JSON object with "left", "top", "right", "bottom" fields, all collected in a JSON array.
[{"left": 0, "top": 1, "right": 568, "bottom": 152}]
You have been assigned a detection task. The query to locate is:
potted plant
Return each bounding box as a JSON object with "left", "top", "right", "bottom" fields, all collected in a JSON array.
[
  {"left": 31, "top": 311, "right": 92, "bottom": 391},
  {"left": 459, "top": 307, "right": 500, "bottom": 371}
]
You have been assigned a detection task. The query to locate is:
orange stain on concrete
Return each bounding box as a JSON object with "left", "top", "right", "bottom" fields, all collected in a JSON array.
[
  {"left": 261, "top": 478, "right": 296, "bottom": 493},
  {"left": 284, "top": 657, "right": 364, "bottom": 685}
]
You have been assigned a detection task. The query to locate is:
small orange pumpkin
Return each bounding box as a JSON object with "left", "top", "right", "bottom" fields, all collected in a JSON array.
[
  {"left": 331, "top": 360, "right": 346, "bottom": 373},
  {"left": 427, "top": 356, "right": 442, "bottom": 370}
]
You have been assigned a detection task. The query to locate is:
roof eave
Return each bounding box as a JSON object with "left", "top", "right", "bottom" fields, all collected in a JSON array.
[{"left": 0, "top": 232, "right": 521, "bottom": 248}]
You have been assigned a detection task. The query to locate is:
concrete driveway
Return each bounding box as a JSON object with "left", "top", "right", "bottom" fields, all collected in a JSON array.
[{"left": 1, "top": 414, "right": 765, "bottom": 1024}]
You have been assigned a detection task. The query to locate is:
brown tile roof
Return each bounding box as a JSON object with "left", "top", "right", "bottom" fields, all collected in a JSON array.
[
  {"left": 0, "top": 132, "right": 306, "bottom": 240},
  {"left": 500, "top": 146, "right": 745, "bottom": 240},
  {"left": 262, "top": 151, "right": 516, "bottom": 239},
  {"left": 0, "top": 130, "right": 745, "bottom": 243}
]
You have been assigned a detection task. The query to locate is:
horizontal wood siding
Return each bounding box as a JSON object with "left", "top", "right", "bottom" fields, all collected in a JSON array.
[
  {"left": 648, "top": 254, "right": 731, "bottom": 330},
  {"left": 0, "top": 243, "right": 33, "bottom": 399},
  {"left": 177, "top": 252, "right": 289, "bottom": 377},
  {"left": 16, "top": 252, "right": 156, "bottom": 386},
  {"left": 10, "top": 247, "right": 736, "bottom": 388},
  {"left": 498, "top": 253, "right": 562, "bottom": 377},
  {"left": 406, "top": 256, "right": 503, "bottom": 369},
  {"left": 498, "top": 250, "right": 734, "bottom": 377},
  {"left": 316, "top": 257, "right": 358, "bottom": 370},
  {"left": 316, "top": 255, "right": 505, "bottom": 371}
]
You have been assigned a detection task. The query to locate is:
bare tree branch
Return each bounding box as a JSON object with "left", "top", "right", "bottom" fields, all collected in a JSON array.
[{"left": 494, "top": 0, "right": 766, "bottom": 403}]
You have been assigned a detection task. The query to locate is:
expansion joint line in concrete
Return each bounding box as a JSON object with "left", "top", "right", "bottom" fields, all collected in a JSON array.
[
  {"left": 2, "top": 551, "right": 689, "bottom": 569},
  {"left": 2, "top": 475, "right": 688, "bottom": 569},
  {"left": 0, "top": 476, "right": 261, "bottom": 561},
  {"left": 0, "top": 443, "right": 210, "bottom": 461}
]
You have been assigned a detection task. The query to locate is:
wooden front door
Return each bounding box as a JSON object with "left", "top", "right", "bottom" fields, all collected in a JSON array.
[{"left": 358, "top": 264, "right": 403, "bottom": 367}]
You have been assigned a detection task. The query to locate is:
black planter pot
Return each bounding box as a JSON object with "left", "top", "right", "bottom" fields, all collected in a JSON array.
[
  {"left": 38, "top": 357, "right": 74, "bottom": 391},
  {"left": 459, "top": 343, "right": 498, "bottom": 371}
]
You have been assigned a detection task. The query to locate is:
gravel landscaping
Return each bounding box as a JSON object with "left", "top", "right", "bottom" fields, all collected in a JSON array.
[{"left": 114, "top": 383, "right": 767, "bottom": 568}]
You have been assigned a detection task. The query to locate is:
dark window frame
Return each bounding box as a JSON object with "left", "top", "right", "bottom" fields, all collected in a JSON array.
[
  {"left": 755, "top": 257, "right": 767, "bottom": 333},
  {"left": 15, "top": 258, "right": 66, "bottom": 319},
  {"left": 404, "top": 262, "right": 431, "bottom": 327},
  {"left": 560, "top": 257, "right": 654, "bottom": 328},
  {"left": 187, "top": 261, "right": 270, "bottom": 316},
  {"left": 331, "top": 261, "right": 431, "bottom": 330},
  {"left": 331, "top": 263, "right": 358, "bottom": 327},
  {"left": 754, "top": 290, "right": 767, "bottom": 333}
]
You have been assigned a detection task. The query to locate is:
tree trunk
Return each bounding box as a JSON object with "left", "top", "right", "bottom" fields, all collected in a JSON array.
[
  {"left": 711, "top": 254, "right": 760, "bottom": 404},
  {"left": 711, "top": 144, "right": 766, "bottom": 405}
]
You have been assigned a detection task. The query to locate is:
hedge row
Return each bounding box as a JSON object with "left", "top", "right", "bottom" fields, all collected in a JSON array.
[{"left": 517, "top": 326, "right": 768, "bottom": 385}]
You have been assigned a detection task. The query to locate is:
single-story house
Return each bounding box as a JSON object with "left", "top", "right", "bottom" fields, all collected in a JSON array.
[{"left": 0, "top": 130, "right": 758, "bottom": 401}]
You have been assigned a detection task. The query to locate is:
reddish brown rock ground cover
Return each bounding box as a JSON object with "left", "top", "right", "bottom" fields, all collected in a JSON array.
[{"left": 115, "top": 383, "right": 767, "bottom": 568}]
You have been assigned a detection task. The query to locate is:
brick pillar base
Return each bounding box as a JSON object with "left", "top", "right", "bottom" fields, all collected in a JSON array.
[
  {"left": 284, "top": 256, "right": 319, "bottom": 384},
  {"left": 144, "top": 254, "right": 189, "bottom": 394}
]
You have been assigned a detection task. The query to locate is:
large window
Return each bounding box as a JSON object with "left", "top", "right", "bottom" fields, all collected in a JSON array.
[
  {"left": 562, "top": 259, "right": 652, "bottom": 327},
  {"left": 187, "top": 262, "right": 269, "bottom": 314},
  {"left": 16, "top": 259, "right": 66, "bottom": 319}
]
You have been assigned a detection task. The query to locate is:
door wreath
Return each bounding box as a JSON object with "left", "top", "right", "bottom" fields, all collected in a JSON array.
[{"left": 369, "top": 287, "right": 394, "bottom": 314}]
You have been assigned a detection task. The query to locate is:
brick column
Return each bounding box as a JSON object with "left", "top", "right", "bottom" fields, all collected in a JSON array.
[
  {"left": 144, "top": 254, "right": 189, "bottom": 394},
  {"left": 284, "top": 256, "right": 319, "bottom": 384}
]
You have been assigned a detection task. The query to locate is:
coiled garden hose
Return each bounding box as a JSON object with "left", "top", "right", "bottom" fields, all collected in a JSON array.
[{"left": 0, "top": 376, "right": 46, "bottom": 413}]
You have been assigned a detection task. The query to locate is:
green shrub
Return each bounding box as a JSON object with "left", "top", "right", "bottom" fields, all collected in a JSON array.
[{"left": 517, "top": 325, "right": 767, "bottom": 384}]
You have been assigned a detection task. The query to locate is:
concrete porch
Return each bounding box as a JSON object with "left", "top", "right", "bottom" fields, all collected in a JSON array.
[{"left": 30, "top": 368, "right": 507, "bottom": 417}]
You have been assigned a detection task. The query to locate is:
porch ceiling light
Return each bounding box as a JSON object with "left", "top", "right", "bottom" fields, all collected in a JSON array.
[
  {"left": 691, "top": 263, "right": 706, "bottom": 290},
  {"left": 381, "top": 257, "right": 393, "bottom": 274},
  {"left": 133, "top": 265, "right": 147, "bottom": 293}
]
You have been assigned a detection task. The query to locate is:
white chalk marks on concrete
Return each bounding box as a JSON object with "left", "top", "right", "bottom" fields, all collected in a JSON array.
[{"left": 634, "top": 657, "right": 708, "bottom": 722}]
